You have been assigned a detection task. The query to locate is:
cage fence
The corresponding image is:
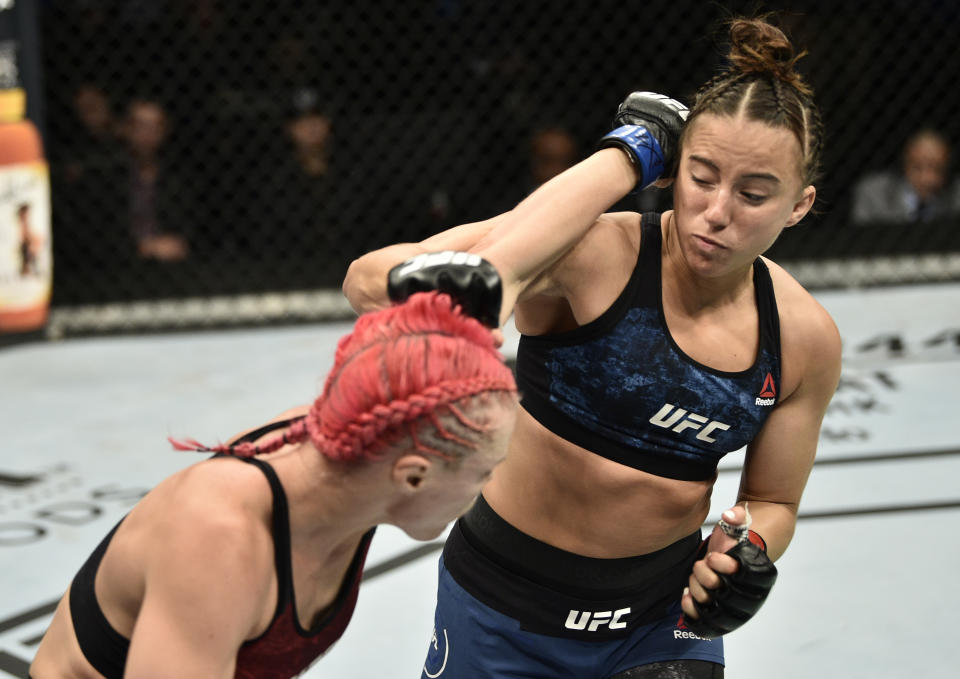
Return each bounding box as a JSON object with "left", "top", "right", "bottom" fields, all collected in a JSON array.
[{"left": 37, "top": 0, "right": 960, "bottom": 336}]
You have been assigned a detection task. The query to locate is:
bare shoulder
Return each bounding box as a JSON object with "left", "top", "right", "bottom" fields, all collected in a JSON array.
[
  {"left": 114, "top": 458, "right": 282, "bottom": 668},
  {"left": 557, "top": 211, "right": 642, "bottom": 282},
  {"left": 516, "top": 210, "right": 643, "bottom": 330},
  {"left": 597, "top": 211, "right": 644, "bottom": 243},
  {"left": 103, "top": 455, "right": 278, "bottom": 645},
  {"left": 161, "top": 460, "right": 276, "bottom": 605},
  {"left": 763, "top": 258, "right": 840, "bottom": 345},
  {"left": 166, "top": 456, "right": 275, "bottom": 524},
  {"left": 763, "top": 257, "right": 842, "bottom": 392},
  {"left": 134, "top": 457, "right": 276, "bottom": 571}
]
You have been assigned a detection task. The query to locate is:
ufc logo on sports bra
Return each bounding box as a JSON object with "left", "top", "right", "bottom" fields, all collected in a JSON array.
[
  {"left": 565, "top": 608, "right": 631, "bottom": 631},
  {"left": 649, "top": 404, "right": 730, "bottom": 443}
]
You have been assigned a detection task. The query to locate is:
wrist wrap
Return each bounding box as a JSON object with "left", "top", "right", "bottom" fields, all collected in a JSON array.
[{"left": 599, "top": 124, "right": 666, "bottom": 189}]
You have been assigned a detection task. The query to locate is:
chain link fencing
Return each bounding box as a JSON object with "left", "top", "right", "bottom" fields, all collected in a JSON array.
[{"left": 38, "top": 0, "right": 960, "bottom": 335}]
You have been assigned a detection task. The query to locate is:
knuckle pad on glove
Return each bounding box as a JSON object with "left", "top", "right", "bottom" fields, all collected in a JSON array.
[{"left": 387, "top": 251, "right": 502, "bottom": 328}]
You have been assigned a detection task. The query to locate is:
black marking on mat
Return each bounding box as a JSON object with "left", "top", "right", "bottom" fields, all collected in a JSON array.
[
  {"left": 0, "top": 650, "right": 30, "bottom": 678},
  {"left": 718, "top": 446, "right": 960, "bottom": 474},
  {"left": 795, "top": 499, "right": 960, "bottom": 521},
  {"left": 0, "top": 601, "right": 58, "bottom": 635},
  {"left": 362, "top": 541, "right": 444, "bottom": 582},
  {"left": 811, "top": 448, "right": 960, "bottom": 466},
  {"left": 0, "top": 473, "right": 43, "bottom": 488},
  {"left": 20, "top": 632, "right": 45, "bottom": 647}
]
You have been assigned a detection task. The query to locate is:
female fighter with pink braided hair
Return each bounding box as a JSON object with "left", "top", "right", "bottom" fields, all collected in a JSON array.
[{"left": 31, "top": 291, "right": 518, "bottom": 679}]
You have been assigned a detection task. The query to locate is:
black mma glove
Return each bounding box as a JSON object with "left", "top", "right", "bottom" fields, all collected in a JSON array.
[
  {"left": 682, "top": 539, "right": 778, "bottom": 639},
  {"left": 598, "top": 91, "right": 689, "bottom": 189},
  {"left": 387, "top": 250, "right": 502, "bottom": 328}
]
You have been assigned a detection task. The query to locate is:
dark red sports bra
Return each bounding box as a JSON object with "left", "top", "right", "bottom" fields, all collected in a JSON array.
[{"left": 69, "top": 419, "right": 375, "bottom": 678}]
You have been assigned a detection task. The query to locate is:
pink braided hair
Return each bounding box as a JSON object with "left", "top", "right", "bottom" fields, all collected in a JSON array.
[{"left": 169, "top": 292, "right": 517, "bottom": 462}]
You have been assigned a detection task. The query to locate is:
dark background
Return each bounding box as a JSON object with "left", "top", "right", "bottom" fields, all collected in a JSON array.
[{"left": 37, "top": 0, "right": 960, "bottom": 306}]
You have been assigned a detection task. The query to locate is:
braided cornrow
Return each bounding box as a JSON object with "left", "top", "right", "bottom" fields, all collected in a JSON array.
[
  {"left": 170, "top": 292, "right": 518, "bottom": 465},
  {"left": 770, "top": 77, "right": 786, "bottom": 117},
  {"left": 691, "top": 70, "right": 750, "bottom": 114},
  {"left": 682, "top": 16, "right": 823, "bottom": 187},
  {"left": 310, "top": 376, "right": 512, "bottom": 462},
  {"left": 169, "top": 416, "right": 311, "bottom": 458}
]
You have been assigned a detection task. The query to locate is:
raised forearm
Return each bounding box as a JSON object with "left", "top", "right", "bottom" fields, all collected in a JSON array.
[
  {"left": 470, "top": 148, "right": 636, "bottom": 321},
  {"left": 342, "top": 214, "right": 513, "bottom": 315},
  {"left": 342, "top": 148, "right": 636, "bottom": 323}
]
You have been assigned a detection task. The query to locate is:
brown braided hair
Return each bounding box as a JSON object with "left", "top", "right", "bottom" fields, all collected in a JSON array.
[{"left": 682, "top": 16, "right": 824, "bottom": 187}]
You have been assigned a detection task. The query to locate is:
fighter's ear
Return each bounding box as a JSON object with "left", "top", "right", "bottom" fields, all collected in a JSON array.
[
  {"left": 392, "top": 454, "right": 435, "bottom": 492},
  {"left": 785, "top": 185, "right": 816, "bottom": 228}
]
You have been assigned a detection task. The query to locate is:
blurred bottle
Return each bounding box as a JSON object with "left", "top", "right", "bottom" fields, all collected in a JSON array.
[{"left": 0, "top": 2, "right": 51, "bottom": 335}]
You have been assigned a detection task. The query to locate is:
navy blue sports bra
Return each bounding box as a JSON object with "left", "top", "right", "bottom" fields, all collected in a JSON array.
[{"left": 515, "top": 213, "right": 782, "bottom": 481}]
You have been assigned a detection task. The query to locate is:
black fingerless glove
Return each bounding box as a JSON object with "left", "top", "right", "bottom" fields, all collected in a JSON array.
[
  {"left": 387, "top": 251, "right": 502, "bottom": 328},
  {"left": 683, "top": 540, "right": 778, "bottom": 639},
  {"left": 598, "top": 91, "right": 689, "bottom": 189}
]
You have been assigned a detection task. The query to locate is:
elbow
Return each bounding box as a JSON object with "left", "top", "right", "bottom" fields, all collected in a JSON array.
[{"left": 342, "top": 257, "right": 383, "bottom": 315}]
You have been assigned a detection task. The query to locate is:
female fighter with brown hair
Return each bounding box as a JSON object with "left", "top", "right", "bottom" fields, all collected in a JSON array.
[{"left": 345, "top": 16, "right": 840, "bottom": 678}]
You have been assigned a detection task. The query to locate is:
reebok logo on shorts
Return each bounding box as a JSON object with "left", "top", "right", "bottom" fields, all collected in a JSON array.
[
  {"left": 674, "top": 617, "right": 712, "bottom": 641},
  {"left": 755, "top": 372, "right": 777, "bottom": 406}
]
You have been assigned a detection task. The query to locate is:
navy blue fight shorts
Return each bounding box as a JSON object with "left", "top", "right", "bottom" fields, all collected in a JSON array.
[{"left": 421, "top": 496, "right": 723, "bottom": 678}]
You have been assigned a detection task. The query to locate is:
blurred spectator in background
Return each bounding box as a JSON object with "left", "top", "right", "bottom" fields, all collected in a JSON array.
[
  {"left": 851, "top": 128, "right": 960, "bottom": 224},
  {"left": 528, "top": 125, "right": 579, "bottom": 189},
  {"left": 58, "top": 82, "right": 123, "bottom": 184},
  {"left": 51, "top": 95, "right": 194, "bottom": 301},
  {"left": 244, "top": 87, "right": 352, "bottom": 285},
  {"left": 111, "top": 96, "right": 192, "bottom": 262},
  {"left": 72, "top": 83, "right": 117, "bottom": 145},
  {"left": 492, "top": 123, "right": 668, "bottom": 217},
  {"left": 284, "top": 89, "right": 334, "bottom": 184},
  {"left": 489, "top": 124, "right": 579, "bottom": 215}
]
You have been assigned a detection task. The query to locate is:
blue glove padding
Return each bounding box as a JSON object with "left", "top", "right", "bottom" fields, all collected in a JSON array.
[{"left": 601, "top": 124, "right": 666, "bottom": 189}]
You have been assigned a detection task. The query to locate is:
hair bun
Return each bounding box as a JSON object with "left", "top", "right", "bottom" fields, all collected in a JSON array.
[{"left": 727, "top": 18, "right": 811, "bottom": 96}]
